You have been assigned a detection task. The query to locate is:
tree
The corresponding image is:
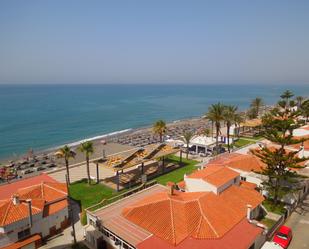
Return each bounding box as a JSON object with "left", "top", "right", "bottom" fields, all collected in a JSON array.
[
  {"left": 56, "top": 145, "right": 76, "bottom": 185},
  {"left": 153, "top": 120, "right": 166, "bottom": 143},
  {"left": 233, "top": 112, "right": 244, "bottom": 138},
  {"left": 249, "top": 97, "right": 264, "bottom": 118},
  {"left": 181, "top": 131, "right": 194, "bottom": 159},
  {"left": 280, "top": 90, "right": 294, "bottom": 101},
  {"left": 223, "top": 105, "right": 238, "bottom": 153},
  {"left": 79, "top": 141, "right": 94, "bottom": 185},
  {"left": 203, "top": 128, "right": 211, "bottom": 137},
  {"left": 206, "top": 103, "right": 225, "bottom": 154},
  {"left": 300, "top": 99, "right": 309, "bottom": 123},
  {"left": 252, "top": 91, "right": 308, "bottom": 205},
  {"left": 295, "top": 96, "right": 304, "bottom": 108}
]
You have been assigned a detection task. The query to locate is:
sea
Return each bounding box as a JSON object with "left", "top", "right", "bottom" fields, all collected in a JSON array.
[{"left": 0, "top": 84, "right": 308, "bottom": 161}]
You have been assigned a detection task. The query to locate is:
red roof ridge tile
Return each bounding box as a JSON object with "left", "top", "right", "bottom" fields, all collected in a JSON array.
[
  {"left": 44, "top": 182, "right": 67, "bottom": 195},
  {"left": 197, "top": 198, "right": 219, "bottom": 238},
  {"left": 1, "top": 201, "right": 11, "bottom": 227},
  {"left": 169, "top": 199, "right": 177, "bottom": 244}
]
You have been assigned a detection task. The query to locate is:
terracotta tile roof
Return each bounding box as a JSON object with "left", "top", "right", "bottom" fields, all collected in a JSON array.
[
  {"left": 240, "top": 181, "right": 257, "bottom": 190},
  {"left": 0, "top": 199, "right": 44, "bottom": 226},
  {"left": 227, "top": 154, "right": 265, "bottom": 173},
  {"left": 122, "top": 186, "right": 264, "bottom": 246},
  {"left": 0, "top": 174, "right": 57, "bottom": 200},
  {"left": 0, "top": 178, "right": 67, "bottom": 227},
  {"left": 290, "top": 138, "right": 309, "bottom": 150},
  {"left": 43, "top": 199, "right": 68, "bottom": 217},
  {"left": 206, "top": 153, "right": 265, "bottom": 173},
  {"left": 16, "top": 182, "right": 67, "bottom": 202},
  {"left": 137, "top": 218, "right": 263, "bottom": 249},
  {"left": 1, "top": 234, "right": 41, "bottom": 249},
  {"left": 177, "top": 181, "right": 186, "bottom": 189},
  {"left": 187, "top": 165, "right": 239, "bottom": 187},
  {"left": 252, "top": 145, "right": 308, "bottom": 168}
]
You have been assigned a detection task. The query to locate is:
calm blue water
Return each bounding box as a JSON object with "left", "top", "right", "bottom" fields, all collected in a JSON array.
[{"left": 0, "top": 84, "right": 308, "bottom": 160}]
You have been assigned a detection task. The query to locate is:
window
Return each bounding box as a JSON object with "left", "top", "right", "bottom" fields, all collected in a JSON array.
[
  {"left": 241, "top": 176, "right": 247, "bottom": 181},
  {"left": 17, "top": 228, "right": 30, "bottom": 240},
  {"left": 123, "top": 243, "right": 132, "bottom": 249}
]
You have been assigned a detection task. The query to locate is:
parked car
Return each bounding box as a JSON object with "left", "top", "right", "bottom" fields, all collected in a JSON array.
[
  {"left": 22, "top": 169, "right": 34, "bottom": 175},
  {"left": 36, "top": 166, "right": 46, "bottom": 171},
  {"left": 46, "top": 163, "right": 56, "bottom": 168},
  {"left": 273, "top": 226, "right": 293, "bottom": 249}
]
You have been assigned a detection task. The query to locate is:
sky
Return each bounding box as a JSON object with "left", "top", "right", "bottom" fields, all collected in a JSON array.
[{"left": 0, "top": 0, "right": 309, "bottom": 85}]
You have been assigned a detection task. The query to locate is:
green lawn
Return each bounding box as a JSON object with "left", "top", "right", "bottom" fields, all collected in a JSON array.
[
  {"left": 69, "top": 155, "right": 199, "bottom": 224},
  {"left": 154, "top": 155, "right": 198, "bottom": 185},
  {"left": 259, "top": 217, "right": 277, "bottom": 228},
  {"left": 263, "top": 199, "right": 286, "bottom": 215},
  {"left": 69, "top": 156, "right": 198, "bottom": 208},
  {"left": 240, "top": 135, "right": 263, "bottom": 141},
  {"left": 69, "top": 179, "right": 117, "bottom": 209},
  {"left": 232, "top": 138, "right": 254, "bottom": 148}
]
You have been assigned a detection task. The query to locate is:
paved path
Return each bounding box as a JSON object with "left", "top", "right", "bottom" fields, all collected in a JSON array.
[
  {"left": 49, "top": 162, "right": 115, "bottom": 183},
  {"left": 285, "top": 195, "right": 309, "bottom": 249}
]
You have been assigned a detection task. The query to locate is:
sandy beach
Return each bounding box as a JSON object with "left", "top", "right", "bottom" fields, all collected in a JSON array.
[{"left": 0, "top": 116, "right": 208, "bottom": 167}]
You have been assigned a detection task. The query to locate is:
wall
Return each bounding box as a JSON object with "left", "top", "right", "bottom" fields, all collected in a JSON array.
[
  {"left": 184, "top": 177, "right": 217, "bottom": 193},
  {"left": 227, "top": 167, "right": 263, "bottom": 187},
  {"left": 216, "top": 176, "right": 240, "bottom": 194},
  {"left": 0, "top": 207, "right": 68, "bottom": 247}
]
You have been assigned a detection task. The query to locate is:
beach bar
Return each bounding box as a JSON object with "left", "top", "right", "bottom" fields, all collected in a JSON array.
[{"left": 93, "top": 143, "right": 180, "bottom": 191}]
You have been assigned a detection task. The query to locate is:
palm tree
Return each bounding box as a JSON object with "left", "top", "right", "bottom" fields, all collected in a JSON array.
[
  {"left": 79, "top": 141, "right": 94, "bottom": 184},
  {"left": 301, "top": 99, "right": 309, "bottom": 123},
  {"left": 203, "top": 128, "right": 211, "bottom": 137},
  {"left": 296, "top": 96, "right": 304, "bottom": 108},
  {"left": 181, "top": 131, "right": 194, "bottom": 159},
  {"left": 56, "top": 145, "right": 76, "bottom": 184},
  {"left": 233, "top": 112, "right": 244, "bottom": 138},
  {"left": 223, "top": 105, "right": 238, "bottom": 153},
  {"left": 250, "top": 97, "right": 264, "bottom": 118},
  {"left": 153, "top": 120, "right": 166, "bottom": 142},
  {"left": 206, "top": 103, "right": 225, "bottom": 154}
]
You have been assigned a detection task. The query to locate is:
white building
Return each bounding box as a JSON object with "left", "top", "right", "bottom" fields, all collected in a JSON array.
[{"left": 0, "top": 174, "right": 69, "bottom": 249}]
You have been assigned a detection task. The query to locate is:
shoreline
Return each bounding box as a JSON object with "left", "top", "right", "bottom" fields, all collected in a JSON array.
[
  {"left": 0, "top": 103, "right": 275, "bottom": 165},
  {"left": 0, "top": 115, "right": 205, "bottom": 164}
]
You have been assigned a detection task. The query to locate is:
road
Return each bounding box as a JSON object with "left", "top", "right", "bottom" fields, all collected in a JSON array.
[{"left": 285, "top": 195, "right": 309, "bottom": 249}]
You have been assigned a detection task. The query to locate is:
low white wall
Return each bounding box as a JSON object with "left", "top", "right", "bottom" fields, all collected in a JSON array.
[{"left": 185, "top": 177, "right": 217, "bottom": 193}]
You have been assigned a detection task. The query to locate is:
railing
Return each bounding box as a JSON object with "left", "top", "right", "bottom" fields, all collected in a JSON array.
[{"left": 86, "top": 180, "right": 157, "bottom": 213}]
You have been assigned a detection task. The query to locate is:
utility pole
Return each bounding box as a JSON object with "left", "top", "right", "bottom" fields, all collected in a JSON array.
[{"left": 66, "top": 174, "right": 77, "bottom": 244}]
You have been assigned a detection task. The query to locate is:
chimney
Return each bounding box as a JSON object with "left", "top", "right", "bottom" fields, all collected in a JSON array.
[
  {"left": 167, "top": 182, "right": 175, "bottom": 195},
  {"left": 247, "top": 204, "right": 252, "bottom": 221},
  {"left": 26, "top": 199, "right": 33, "bottom": 227},
  {"left": 12, "top": 194, "right": 20, "bottom": 205}
]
